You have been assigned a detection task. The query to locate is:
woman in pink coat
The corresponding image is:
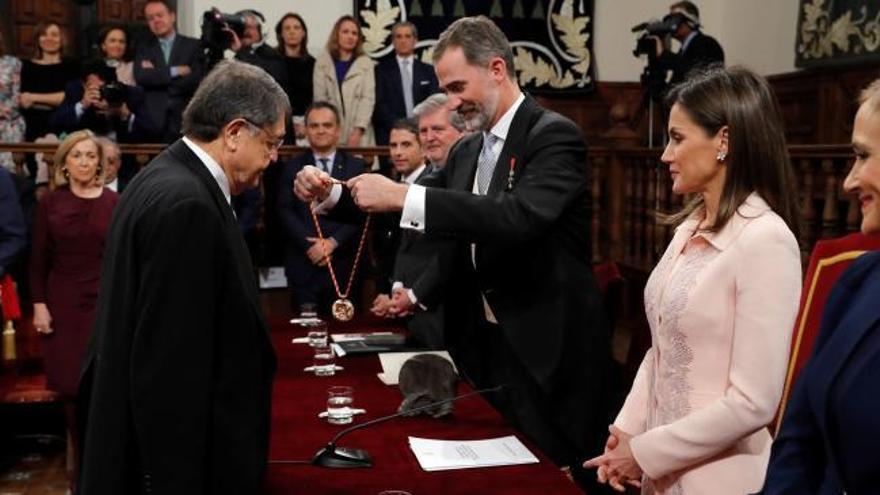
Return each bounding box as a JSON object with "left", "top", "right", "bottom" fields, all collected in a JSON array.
[{"left": 586, "top": 66, "right": 803, "bottom": 494}]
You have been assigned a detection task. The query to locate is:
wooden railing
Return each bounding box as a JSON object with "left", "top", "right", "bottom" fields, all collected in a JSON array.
[
  {"left": 590, "top": 144, "right": 858, "bottom": 272},
  {"left": 1, "top": 142, "right": 858, "bottom": 274}
]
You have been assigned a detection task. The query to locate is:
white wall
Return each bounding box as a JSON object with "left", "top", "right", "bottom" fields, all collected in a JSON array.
[
  {"left": 179, "top": 0, "right": 353, "bottom": 56},
  {"left": 593, "top": 0, "right": 800, "bottom": 81},
  {"left": 178, "top": 0, "right": 800, "bottom": 82}
]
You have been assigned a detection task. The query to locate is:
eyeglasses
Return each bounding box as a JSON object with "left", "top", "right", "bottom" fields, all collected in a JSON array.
[{"left": 243, "top": 119, "right": 284, "bottom": 152}]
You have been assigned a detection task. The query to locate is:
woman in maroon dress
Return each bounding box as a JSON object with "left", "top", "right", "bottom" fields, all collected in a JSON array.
[{"left": 30, "top": 129, "right": 117, "bottom": 484}]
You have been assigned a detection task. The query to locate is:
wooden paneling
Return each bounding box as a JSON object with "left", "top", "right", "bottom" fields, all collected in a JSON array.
[{"left": 11, "top": 0, "right": 75, "bottom": 58}]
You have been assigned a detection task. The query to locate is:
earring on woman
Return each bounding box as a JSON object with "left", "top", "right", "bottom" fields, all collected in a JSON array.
[
  {"left": 62, "top": 167, "right": 70, "bottom": 179},
  {"left": 716, "top": 151, "right": 727, "bottom": 162}
]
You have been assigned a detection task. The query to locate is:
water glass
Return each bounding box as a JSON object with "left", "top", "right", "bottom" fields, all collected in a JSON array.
[
  {"left": 307, "top": 321, "right": 328, "bottom": 347},
  {"left": 313, "top": 344, "right": 335, "bottom": 377},
  {"left": 326, "top": 386, "right": 354, "bottom": 425}
]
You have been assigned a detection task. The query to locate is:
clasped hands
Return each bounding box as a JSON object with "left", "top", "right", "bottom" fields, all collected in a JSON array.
[
  {"left": 583, "top": 425, "right": 644, "bottom": 492},
  {"left": 370, "top": 288, "right": 415, "bottom": 318},
  {"left": 294, "top": 165, "right": 408, "bottom": 213}
]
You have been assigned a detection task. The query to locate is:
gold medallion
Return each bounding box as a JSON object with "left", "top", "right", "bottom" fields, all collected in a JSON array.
[{"left": 331, "top": 298, "right": 355, "bottom": 322}]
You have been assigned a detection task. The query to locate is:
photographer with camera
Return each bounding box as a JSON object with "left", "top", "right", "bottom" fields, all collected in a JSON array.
[
  {"left": 634, "top": 1, "right": 723, "bottom": 88},
  {"left": 50, "top": 59, "right": 158, "bottom": 143}
]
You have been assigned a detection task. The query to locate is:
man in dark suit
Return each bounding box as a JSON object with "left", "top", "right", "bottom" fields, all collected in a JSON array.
[
  {"left": 372, "top": 22, "right": 438, "bottom": 146},
  {"left": 230, "top": 10, "right": 288, "bottom": 91},
  {"left": 656, "top": 1, "right": 724, "bottom": 84},
  {"left": 134, "top": 0, "right": 204, "bottom": 142},
  {"left": 378, "top": 96, "right": 465, "bottom": 349},
  {"left": 297, "top": 16, "right": 618, "bottom": 489},
  {"left": 50, "top": 60, "right": 158, "bottom": 143},
  {"left": 77, "top": 60, "right": 288, "bottom": 494},
  {"left": 277, "top": 101, "right": 365, "bottom": 314}
]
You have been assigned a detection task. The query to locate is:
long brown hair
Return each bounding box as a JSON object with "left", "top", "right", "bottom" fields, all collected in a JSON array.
[
  {"left": 663, "top": 66, "right": 801, "bottom": 241},
  {"left": 276, "top": 12, "right": 309, "bottom": 58},
  {"left": 325, "top": 15, "right": 364, "bottom": 60}
]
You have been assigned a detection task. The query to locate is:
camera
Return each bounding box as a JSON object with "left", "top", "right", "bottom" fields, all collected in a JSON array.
[
  {"left": 200, "top": 8, "right": 246, "bottom": 54},
  {"left": 631, "top": 12, "right": 688, "bottom": 57},
  {"left": 99, "top": 81, "right": 126, "bottom": 107}
]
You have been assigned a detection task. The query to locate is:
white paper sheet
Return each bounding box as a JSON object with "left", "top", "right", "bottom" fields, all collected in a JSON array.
[{"left": 408, "top": 436, "right": 539, "bottom": 471}]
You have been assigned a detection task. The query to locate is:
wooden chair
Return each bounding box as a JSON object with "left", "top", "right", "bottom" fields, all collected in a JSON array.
[{"left": 773, "top": 233, "right": 880, "bottom": 434}]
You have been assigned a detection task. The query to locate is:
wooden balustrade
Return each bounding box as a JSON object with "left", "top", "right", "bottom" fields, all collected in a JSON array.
[{"left": 1, "top": 142, "right": 858, "bottom": 274}]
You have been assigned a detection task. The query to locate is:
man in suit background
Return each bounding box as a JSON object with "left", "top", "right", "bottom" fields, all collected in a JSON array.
[
  {"left": 51, "top": 60, "right": 157, "bottom": 143},
  {"left": 229, "top": 9, "right": 288, "bottom": 91},
  {"left": 373, "top": 22, "right": 438, "bottom": 146},
  {"left": 297, "top": 16, "right": 619, "bottom": 489},
  {"left": 95, "top": 137, "right": 128, "bottom": 193},
  {"left": 78, "top": 60, "right": 287, "bottom": 494},
  {"left": 0, "top": 166, "right": 26, "bottom": 281},
  {"left": 134, "top": 0, "right": 204, "bottom": 142},
  {"left": 277, "top": 101, "right": 365, "bottom": 315},
  {"left": 370, "top": 119, "right": 429, "bottom": 310},
  {"left": 378, "top": 94, "right": 466, "bottom": 349},
  {"left": 655, "top": 1, "right": 724, "bottom": 84}
]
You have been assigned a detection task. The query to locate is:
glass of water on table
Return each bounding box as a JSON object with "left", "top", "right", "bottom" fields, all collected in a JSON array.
[{"left": 326, "top": 386, "right": 354, "bottom": 425}]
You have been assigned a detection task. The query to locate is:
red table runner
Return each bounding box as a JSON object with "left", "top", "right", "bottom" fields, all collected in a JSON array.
[{"left": 265, "top": 316, "right": 583, "bottom": 494}]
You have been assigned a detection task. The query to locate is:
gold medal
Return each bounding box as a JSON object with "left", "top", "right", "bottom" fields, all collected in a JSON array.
[
  {"left": 331, "top": 298, "right": 355, "bottom": 322},
  {"left": 309, "top": 201, "right": 371, "bottom": 322}
]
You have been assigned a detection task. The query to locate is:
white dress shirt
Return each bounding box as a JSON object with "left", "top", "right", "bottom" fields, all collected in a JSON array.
[{"left": 182, "top": 136, "right": 232, "bottom": 208}]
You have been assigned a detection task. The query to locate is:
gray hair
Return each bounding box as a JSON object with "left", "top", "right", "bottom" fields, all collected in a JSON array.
[
  {"left": 182, "top": 60, "right": 290, "bottom": 141},
  {"left": 94, "top": 136, "right": 120, "bottom": 155},
  {"left": 432, "top": 16, "right": 515, "bottom": 79},
  {"left": 413, "top": 93, "right": 466, "bottom": 131},
  {"left": 392, "top": 21, "right": 418, "bottom": 39}
]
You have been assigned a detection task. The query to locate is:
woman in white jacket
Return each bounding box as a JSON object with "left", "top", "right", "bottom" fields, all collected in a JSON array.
[{"left": 313, "top": 15, "right": 375, "bottom": 147}]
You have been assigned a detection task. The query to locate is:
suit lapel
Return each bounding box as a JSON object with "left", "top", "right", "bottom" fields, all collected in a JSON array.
[
  {"left": 451, "top": 135, "right": 482, "bottom": 192},
  {"left": 487, "top": 96, "right": 537, "bottom": 195}
]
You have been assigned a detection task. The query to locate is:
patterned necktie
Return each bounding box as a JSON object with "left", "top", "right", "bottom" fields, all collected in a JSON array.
[
  {"left": 476, "top": 133, "right": 500, "bottom": 195},
  {"left": 401, "top": 58, "right": 414, "bottom": 117}
]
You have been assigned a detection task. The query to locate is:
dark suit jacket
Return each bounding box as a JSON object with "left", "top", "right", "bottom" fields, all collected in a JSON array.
[
  {"left": 235, "top": 43, "right": 288, "bottom": 91},
  {"left": 50, "top": 80, "right": 158, "bottom": 142},
  {"left": 134, "top": 33, "right": 204, "bottom": 142},
  {"left": 662, "top": 31, "right": 725, "bottom": 84},
  {"left": 760, "top": 251, "right": 880, "bottom": 495},
  {"left": 373, "top": 55, "right": 438, "bottom": 145},
  {"left": 277, "top": 151, "right": 365, "bottom": 282},
  {"left": 0, "top": 167, "right": 26, "bottom": 278},
  {"left": 338, "top": 95, "right": 618, "bottom": 456},
  {"left": 77, "top": 140, "right": 276, "bottom": 495}
]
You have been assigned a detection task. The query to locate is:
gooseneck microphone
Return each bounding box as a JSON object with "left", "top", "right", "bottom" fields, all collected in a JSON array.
[{"left": 312, "top": 385, "right": 505, "bottom": 468}]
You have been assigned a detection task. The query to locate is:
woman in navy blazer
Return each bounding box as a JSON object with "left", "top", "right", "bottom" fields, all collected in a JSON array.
[{"left": 761, "top": 79, "right": 880, "bottom": 494}]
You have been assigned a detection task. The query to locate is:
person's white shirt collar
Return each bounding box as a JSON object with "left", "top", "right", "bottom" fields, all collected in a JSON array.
[
  {"left": 681, "top": 30, "right": 698, "bottom": 52},
  {"left": 401, "top": 163, "right": 426, "bottom": 185},
  {"left": 313, "top": 149, "right": 337, "bottom": 171},
  {"left": 182, "top": 136, "right": 231, "bottom": 207},
  {"left": 396, "top": 54, "right": 414, "bottom": 65},
  {"left": 485, "top": 91, "right": 525, "bottom": 145},
  {"left": 105, "top": 178, "right": 119, "bottom": 192}
]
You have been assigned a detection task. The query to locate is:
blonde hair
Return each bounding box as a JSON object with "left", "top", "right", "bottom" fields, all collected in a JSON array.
[
  {"left": 52, "top": 130, "right": 105, "bottom": 190},
  {"left": 859, "top": 79, "right": 880, "bottom": 113},
  {"left": 326, "top": 15, "right": 364, "bottom": 60}
]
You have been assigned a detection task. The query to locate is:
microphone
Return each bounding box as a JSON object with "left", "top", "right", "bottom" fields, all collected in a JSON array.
[{"left": 312, "top": 384, "right": 504, "bottom": 468}]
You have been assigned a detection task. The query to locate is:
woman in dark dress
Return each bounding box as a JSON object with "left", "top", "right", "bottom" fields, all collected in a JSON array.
[
  {"left": 20, "top": 22, "right": 78, "bottom": 141},
  {"left": 30, "top": 129, "right": 117, "bottom": 487},
  {"left": 275, "top": 12, "right": 315, "bottom": 144}
]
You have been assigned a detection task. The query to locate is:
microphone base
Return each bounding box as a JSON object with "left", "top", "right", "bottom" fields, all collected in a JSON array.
[{"left": 312, "top": 445, "right": 373, "bottom": 468}]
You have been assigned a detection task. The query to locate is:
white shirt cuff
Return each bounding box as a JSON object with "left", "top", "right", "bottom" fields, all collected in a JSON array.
[
  {"left": 400, "top": 184, "right": 426, "bottom": 232},
  {"left": 74, "top": 102, "right": 84, "bottom": 120},
  {"left": 312, "top": 184, "right": 342, "bottom": 215},
  {"left": 392, "top": 281, "right": 424, "bottom": 310}
]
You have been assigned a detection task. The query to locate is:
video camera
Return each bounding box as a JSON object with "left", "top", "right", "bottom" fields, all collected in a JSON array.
[
  {"left": 631, "top": 12, "right": 690, "bottom": 57},
  {"left": 199, "top": 8, "right": 246, "bottom": 67}
]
